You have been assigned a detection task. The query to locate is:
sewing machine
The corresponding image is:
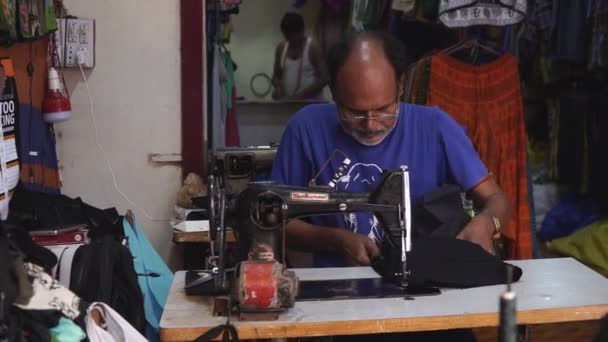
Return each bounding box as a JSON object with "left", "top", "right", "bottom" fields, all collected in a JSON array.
[
  {"left": 187, "top": 164, "right": 443, "bottom": 321},
  {"left": 208, "top": 145, "right": 277, "bottom": 195}
]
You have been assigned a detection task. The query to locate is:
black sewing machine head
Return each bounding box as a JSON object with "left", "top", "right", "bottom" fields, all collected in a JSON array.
[
  {"left": 226, "top": 168, "right": 419, "bottom": 287},
  {"left": 208, "top": 145, "right": 278, "bottom": 195}
]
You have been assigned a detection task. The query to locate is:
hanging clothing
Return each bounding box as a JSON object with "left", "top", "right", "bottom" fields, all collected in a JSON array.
[
  {"left": 392, "top": 0, "right": 415, "bottom": 14},
  {"left": 315, "top": 1, "right": 350, "bottom": 63},
  {"left": 279, "top": 36, "right": 321, "bottom": 99},
  {"left": 415, "top": 0, "right": 441, "bottom": 22},
  {"left": 18, "top": 104, "right": 62, "bottom": 194},
  {"left": 210, "top": 43, "right": 227, "bottom": 149},
  {"left": 426, "top": 52, "right": 533, "bottom": 259},
  {"left": 549, "top": 0, "right": 591, "bottom": 65},
  {"left": 555, "top": 87, "right": 589, "bottom": 192},
  {"left": 350, "top": 0, "right": 391, "bottom": 32},
  {"left": 221, "top": 48, "right": 235, "bottom": 110},
  {"left": 405, "top": 56, "right": 433, "bottom": 104},
  {"left": 225, "top": 86, "right": 240, "bottom": 147},
  {"left": 588, "top": 1, "right": 608, "bottom": 70},
  {"left": 439, "top": 0, "right": 527, "bottom": 28},
  {"left": 589, "top": 88, "right": 608, "bottom": 212}
]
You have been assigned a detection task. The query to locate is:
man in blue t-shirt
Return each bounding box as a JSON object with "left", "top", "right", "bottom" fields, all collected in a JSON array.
[{"left": 270, "top": 31, "right": 511, "bottom": 268}]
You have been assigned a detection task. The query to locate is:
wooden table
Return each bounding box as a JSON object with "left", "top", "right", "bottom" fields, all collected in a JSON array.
[
  {"left": 159, "top": 258, "right": 608, "bottom": 341},
  {"left": 172, "top": 229, "right": 236, "bottom": 243}
]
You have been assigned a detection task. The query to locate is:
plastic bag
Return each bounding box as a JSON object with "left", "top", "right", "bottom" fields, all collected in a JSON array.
[{"left": 85, "top": 302, "right": 148, "bottom": 342}]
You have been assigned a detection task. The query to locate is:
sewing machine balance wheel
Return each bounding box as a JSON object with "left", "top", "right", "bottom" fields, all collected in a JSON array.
[{"left": 253, "top": 192, "right": 285, "bottom": 230}]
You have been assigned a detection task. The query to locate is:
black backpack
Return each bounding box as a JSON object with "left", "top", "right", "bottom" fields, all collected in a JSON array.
[{"left": 69, "top": 234, "right": 146, "bottom": 334}]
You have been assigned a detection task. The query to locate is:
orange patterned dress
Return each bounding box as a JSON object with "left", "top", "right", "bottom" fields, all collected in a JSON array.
[{"left": 426, "top": 52, "right": 533, "bottom": 259}]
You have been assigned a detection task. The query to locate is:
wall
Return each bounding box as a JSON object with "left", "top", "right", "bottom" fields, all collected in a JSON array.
[
  {"left": 237, "top": 102, "right": 311, "bottom": 146},
  {"left": 56, "top": 0, "right": 182, "bottom": 267},
  {"left": 228, "top": 0, "right": 323, "bottom": 102}
]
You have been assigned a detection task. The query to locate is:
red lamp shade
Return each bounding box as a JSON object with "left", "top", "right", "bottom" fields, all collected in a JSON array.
[{"left": 42, "top": 67, "right": 72, "bottom": 123}]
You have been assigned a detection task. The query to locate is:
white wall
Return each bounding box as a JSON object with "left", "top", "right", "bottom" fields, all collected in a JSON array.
[
  {"left": 228, "top": 0, "right": 322, "bottom": 101},
  {"left": 56, "top": 0, "right": 182, "bottom": 267}
]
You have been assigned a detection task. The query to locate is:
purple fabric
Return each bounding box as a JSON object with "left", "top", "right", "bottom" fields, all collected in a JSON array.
[{"left": 538, "top": 195, "right": 604, "bottom": 242}]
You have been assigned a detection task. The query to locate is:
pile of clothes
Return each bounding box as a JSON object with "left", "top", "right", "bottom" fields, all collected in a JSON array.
[
  {"left": 537, "top": 193, "right": 608, "bottom": 277},
  {"left": 1, "top": 187, "right": 174, "bottom": 341}
]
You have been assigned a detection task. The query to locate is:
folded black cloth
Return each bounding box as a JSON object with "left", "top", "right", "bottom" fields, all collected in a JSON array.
[
  {"left": 373, "top": 237, "right": 523, "bottom": 289},
  {"left": 412, "top": 184, "right": 471, "bottom": 239}
]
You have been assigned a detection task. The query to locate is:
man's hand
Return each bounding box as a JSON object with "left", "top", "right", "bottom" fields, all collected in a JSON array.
[
  {"left": 333, "top": 229, "right": 381, "bottom": 266},
  {"left": 457, "top": 214, "right": 495, "bottom": 255}
]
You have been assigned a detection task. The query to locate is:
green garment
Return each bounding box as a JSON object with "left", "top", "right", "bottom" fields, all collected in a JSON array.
[{"left": 547, "top": 219, "right": 608, "bottom": 277}]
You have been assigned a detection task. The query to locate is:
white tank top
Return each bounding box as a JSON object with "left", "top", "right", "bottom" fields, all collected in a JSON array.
[{"left": 280, "top": 36, "right": 320, "bottom": 98}]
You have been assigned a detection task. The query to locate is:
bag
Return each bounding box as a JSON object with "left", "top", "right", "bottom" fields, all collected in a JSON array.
[
  {"left": 70, "top": 235, "right": 147, "bottom": 334},
  {"left": 85, "top": 302, "right": 148, "bottom": 342}
]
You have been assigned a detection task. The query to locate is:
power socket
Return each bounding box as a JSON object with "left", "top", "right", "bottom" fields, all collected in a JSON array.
[
  {"left": 56, "top": 17, "right": 95, "bottom": 68},
  {"left": 76, "top": 48, "right": 87, "bottom": 66}
]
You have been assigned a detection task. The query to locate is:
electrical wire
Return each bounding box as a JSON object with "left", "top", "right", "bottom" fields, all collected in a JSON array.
[{"left": 77, "top": 63, "right": 169, "bottom": 222}]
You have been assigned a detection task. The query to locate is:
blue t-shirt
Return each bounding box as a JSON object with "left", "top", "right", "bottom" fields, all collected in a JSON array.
[{"left": 270, "top": 103, "right": 488, "bottom": 267}]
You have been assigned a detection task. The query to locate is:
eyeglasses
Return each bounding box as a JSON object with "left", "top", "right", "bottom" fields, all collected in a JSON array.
[{"left": 338, "top": 95, "right": 400, "bottom": 123}]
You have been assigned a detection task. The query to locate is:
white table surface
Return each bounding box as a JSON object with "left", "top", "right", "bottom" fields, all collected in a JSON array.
[{"left": 160, "top": 257, "right": 608, "bottom": 341}]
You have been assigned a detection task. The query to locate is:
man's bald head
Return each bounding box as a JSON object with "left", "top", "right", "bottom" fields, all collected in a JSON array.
[{"left": 326, "top": 31, "right": 407, "bottom": 90}]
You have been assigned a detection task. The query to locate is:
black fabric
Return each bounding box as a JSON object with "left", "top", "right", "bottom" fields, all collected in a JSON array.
[
  {"left": 0, "top": 225, "right": 19, "bottom": 341},
  {"left": 69, "top": 235, "right": 146, "bottom": 334},
  {"left": 4, "top": 224, "right": 57, "bottom": 273},
  {"left": 589, "top": 89, "right": 608, "bottom": 214},
  {"left": 373, "top": 238, "right": 523, "bottom": 289},
  {"left": 8, "top": 187, "right": 123, "bottom": 238},
  {"left": 549, "top": 0, "right": 591, "bottom": 65},
  {"left": 372, "top": 183, "right": 523, "bottom": 288},
  {"left": 408, "top": 238, "right": 522, "bottom": 289},
  {"left": 412, "top": 184, "right": 471, "bottom": 239},
  {"left": 17, "top": 309, "right": 62, "bottom": 342},
  {"left": 557, "top": 88, "right": 589, "bottom": 191},
  {"left": 393, "top": 20, "right": 458, "bottom": 66}
]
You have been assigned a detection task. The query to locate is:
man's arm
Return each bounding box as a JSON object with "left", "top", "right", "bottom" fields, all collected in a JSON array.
[
  {"left": 292, "top": 40, "right": 327, "bottom": 100},
  {"left": 271, "top": 42, "right": 285, "bottom": 100},
  {"left": 457, "top": 177, "right": 512, "bottom": 254},
  {"left": 286, "top": 219, "right": 381, "bottom": 266}
]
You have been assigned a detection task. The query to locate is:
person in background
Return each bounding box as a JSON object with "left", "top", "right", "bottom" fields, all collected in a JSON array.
[{"left": 271, "top": 12, "right": 327, "bottom": 101}]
